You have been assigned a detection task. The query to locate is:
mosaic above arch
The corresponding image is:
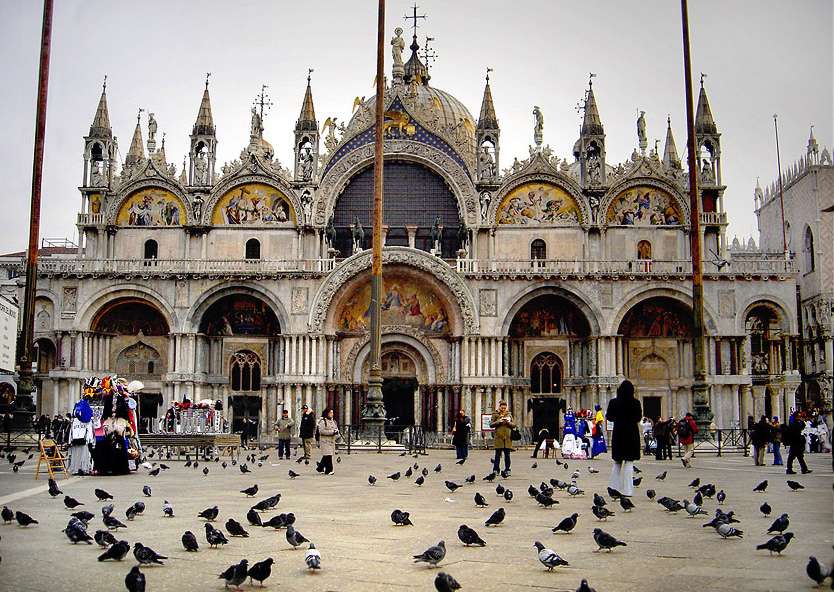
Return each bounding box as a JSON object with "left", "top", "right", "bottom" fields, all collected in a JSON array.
[
  {"left": 211, "top": 182, "right": 296, "bottom": 225},
  {"left": 606, "top": 185, "right": 683, "bottom": 226},
  {"left": 496, "top": 182, "right": 580, "bottom": 225},
  {"left": 116, "top": 188, "right": 186, "bottom": 227}
]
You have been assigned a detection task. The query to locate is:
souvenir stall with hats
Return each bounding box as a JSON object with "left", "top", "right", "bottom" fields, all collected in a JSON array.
[{"left": 83, "top": 375, "right": 145, "bottom": 475}]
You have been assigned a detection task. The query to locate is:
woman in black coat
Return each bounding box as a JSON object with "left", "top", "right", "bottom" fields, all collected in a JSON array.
[{"left": 605, "top": 380, "right": 642, "bottom": 496}]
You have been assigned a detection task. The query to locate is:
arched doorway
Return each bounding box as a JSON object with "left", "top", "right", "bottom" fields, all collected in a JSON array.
[
  {"left": 228, "top": 350, "right": 263, "bottom": 440},
  {"left": 529, "top": 352, "right": 564, "bottom": 437},
  {"left": 380, "top": 351, "right": 418, "bottom": 427}
]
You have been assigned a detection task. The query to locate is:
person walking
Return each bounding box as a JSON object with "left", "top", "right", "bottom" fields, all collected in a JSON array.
[
  {"left": 315, "top": 407, "right": 339, "bottom": 475},
  {"left": 653, "top": 417, "right": 672, "bottom": 461},
  {"left": 677, "top": 412, "right": 699, "bottom": 468},
  {"left": 751, "top": 415, "right": 771, "bottom": 466},
  {"left": 298, "top": 405, "right": 316, "bottom": 465},
  {"left": 67, "top": 395, "right": 95, "bottom": 476},
  {"left": 451, "top": 409, "right": 472, "bottom": 462},
  {"left": 641, "top": 417, "right": 654, "bottom": 454},
  {"left": 490, "top": 401, "right": 515, "bottom": 477},
  {"left": 532, "top": 428, "right": 550, "bottom": 459},
  {"left": 605, "top": 380, "right": 642, "bottom": 496},
  {"left": 770, "top": 416, "right": 783, "bottom": 466},
  {"left": 591, "top": 404, "right": 607, "bottom": 458},
  {"left": 785, "top": 418, "right": 812, "bottom": 475},
  {"left": 274, "top": 409, "right": 295, "bottom": 460}
]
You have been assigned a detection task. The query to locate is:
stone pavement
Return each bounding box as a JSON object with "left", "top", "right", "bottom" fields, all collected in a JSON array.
[{"left": 0, "top": 447, "right": 830, "bottom": 592}]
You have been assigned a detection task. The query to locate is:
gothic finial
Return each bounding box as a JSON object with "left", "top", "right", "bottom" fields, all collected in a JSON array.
[
  {"left": 137, "top": 107, "right": 144, "bottom": 123},
  {"left": 421, "top": 36, "right": 437, "bottom": 69},
  {"left": 485, "top": 67, "right": 493, "bottom": 83},
  {"left": 588, "top": 72, "right": 596, "bottom": 88},
  {"left": 307, "top": 68, "right": 314, "bottom": 84},
  {"left": 205, "top": 72, "right": 211, "bottom": 89},
  {"left": 162, "top": 131, "right": 166, "bottom": 149},
  {"left": 667, "top": 114, "right": 671, "bottom": 127},
  {"left": 700, "top": 72, "right": 706, "bottom": 87},
  {"left": 102, "top": 74, "right": 107, "bottom": 93}
]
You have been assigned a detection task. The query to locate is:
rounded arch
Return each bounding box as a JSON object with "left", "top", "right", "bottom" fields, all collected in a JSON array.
[
  {"left": 202, "top": 175, "right": 300, "bottom": 226},
  {"left": 529, "top": 351, "right": 564, "bottom": 394},
  {"left": 499, "top": 284, "right": 603, "bottom": 337},
  {"left": 314, "top": 141, "right": 479, "bottom": 227},
  {"left": 488, "top": 173, "right": 590, "bottom": 227},
  {"left": 106, "top": 177, "right": 192, "bottom": 226},
  {"left": 92, "top": 298, "right": 170, "bottom": 336},
  {"left": 77, "top": 285, "right": 176, "bottom": 333},
  {"left": 608, "top": 286, "right": 718, "bottom": 336},
  {"left": 183, "top": 282, "right": 289, "bottom": 335},
  {"left": 346, "top": 330, "right": 444, "bottom": 384},
  {"left": 600, "top": 177, "right": 690, "bottom": 229},
  {"left": 736, "top": 296, "right": 794, "bottom": 335},
  {"left": 309, "top": 246, "right": 478, "bottom": 335}
]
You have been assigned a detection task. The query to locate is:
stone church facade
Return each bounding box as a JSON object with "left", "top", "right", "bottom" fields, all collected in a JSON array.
[{"left": 23, "top": 32, "right": 803, "bottom": 438}]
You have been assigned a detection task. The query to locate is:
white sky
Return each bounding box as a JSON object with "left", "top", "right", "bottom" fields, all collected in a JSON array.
[{"left": 0, "top": 0, "right": 830, "bottom": 253}]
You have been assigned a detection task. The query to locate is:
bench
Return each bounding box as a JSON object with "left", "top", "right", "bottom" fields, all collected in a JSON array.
[{"left": 139, "top": 433, "right": 241, "bottom": 460}]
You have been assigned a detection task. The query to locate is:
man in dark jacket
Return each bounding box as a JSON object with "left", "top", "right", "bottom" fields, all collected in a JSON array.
[
  {"left": 451, "top": 409, "right": 471, "bottom": 461},
  {"left": 298, "top": 405, "right": 316, "bottom": 465},
  {"left": 751, "top": 416, "right": 771, "bottom": 466},
  {"left": 785, "top": 419, "right": 812, "bottom": 475}
]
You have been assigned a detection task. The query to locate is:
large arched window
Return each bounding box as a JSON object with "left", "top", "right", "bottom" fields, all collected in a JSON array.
[
  {"left": 230, "top": 351, "right": 261, "bottom": 391},
  {"left": 531, "top": 239, "right": 547, "bottom": 260},
  {"left": 530, "top": 352, "right": 562, "bottom": 394},
  {"left": 804, "top": 227, "right": 815, "bottom": 272},
  {"left": 143, "top": 239, "right": 158, "bottom": 264},
  {"left": 245, "top": 238, "right": 261, "bottom": 260}
]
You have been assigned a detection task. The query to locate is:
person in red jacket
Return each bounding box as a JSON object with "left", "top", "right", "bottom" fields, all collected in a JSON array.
[{"left": 677, "top": 412, "right": 699, "bottom": 468}]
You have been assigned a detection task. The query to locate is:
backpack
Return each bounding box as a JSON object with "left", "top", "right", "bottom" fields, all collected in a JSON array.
[{"left": 677, "top": 419, "right": 692, "bottom": 439}]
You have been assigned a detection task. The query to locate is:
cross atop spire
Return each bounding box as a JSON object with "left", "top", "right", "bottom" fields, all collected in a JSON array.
[
  {"left": 478, "top": 68, "right": 498, "bottom": 130},
  {"left": 695, "top": 75, "right": 717, "bottom": 134},
  {"left": 193, "top": 76, "right": 215, "bottom": 136},
  {"left": 580, "top": 78, "right": 603, "bottom": 137},
  {"left": 253, "top": 84, "right": 274, "bottom": 122},
  {"left": 421, "top": 36, "right": 437, "bottom": 69},
  {"left": 404, "top": 3, "right": 426, "bottom": 39},
  {"left": 205, "top": 72, "right": 211, "bottom": 89},
  {"left": 296, "top": 69, "right": 317, "bottom": 132},
  {"left": 89, "top": 75, "right": 112, "bottom": 138}
]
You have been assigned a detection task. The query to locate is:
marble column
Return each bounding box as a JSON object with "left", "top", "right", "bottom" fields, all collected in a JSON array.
[
  {"left": 474, "top": 387, "right": 483, "bottom": 431},
  {"left": 414, "top": 384, "right": 421, "bottom": 426}
]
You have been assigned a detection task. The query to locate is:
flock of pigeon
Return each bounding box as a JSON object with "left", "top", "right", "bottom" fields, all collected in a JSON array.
[{"left": 0, "top": 444, "right": 828, "bottom": 591}]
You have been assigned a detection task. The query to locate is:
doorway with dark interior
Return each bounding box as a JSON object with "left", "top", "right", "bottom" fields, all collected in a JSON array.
[
  {"left": 230, "top": 395, "right": 261, "bottom": 442},
  {"left": 643, "top": 395, "right": 662, "bottom": 422},
  {"left": 530, "top": 397, "right": 562, "bottom": 442},
  {"left": 382, "top": 377, "right": 416, "bottom": 438}
]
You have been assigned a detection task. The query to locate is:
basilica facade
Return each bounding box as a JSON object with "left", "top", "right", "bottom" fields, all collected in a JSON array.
[{"left": 24, "top": 31, "right": 804, "bottom": 439}]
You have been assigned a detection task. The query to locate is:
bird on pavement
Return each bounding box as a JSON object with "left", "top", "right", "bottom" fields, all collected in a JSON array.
[
  {"left": 103, "top": 514, "right": 127, "bottom": 530},
  {"left": 288, "top": 470, "right": 299, "bottom": 479},
  {"left": 94, "top": 529, "right": 117, "bottom": 547},
  {"left": 457, "top": 524, "right": 486, "bottom": 546},
  {"left": 125, "top": 566, "right": 146, "bottom": 592},
  {"left": 503, "top": 489, "right": 513, "bottom": 502},
  {"left": 162, "top": 500, "right": 174, "bottom": 518},
  {"left": 456, "top": 458, "right": 466, "bottom": 465},
  {"left": 387, "top": 472, "right": 401, "bottom": 481},
  {"left": 760, "top": 501, "right": 772, "bottom": 517},
  {"left": 576, "top": 579, "right": 597, "bottom": 592},
  {"left": 536, "top": 493, "right": 558, "bottom": 508},
  {"left": 593, "top": 528, "right": 626, "bottom": 552},
  {"left": 588, "top": 466, "right": 599, "bottom": 474},
  {"left": 567, "top": 484, "right": 584, "bottom": 496},
  {"left": 246, "top": 509, "right": 262, "bottom": 527},
  {"left": 368, "top": 475, "right": 377, "bottom": 486},
  {"left": 693, "top": 491, "right": 703, "bottom": 507},
  {"left": 94, "top": 489, "right": 113, "bottom": 501},
  {"left": 15, "top": 511, "right": 38, "bottom": 526},
  {"left": 73, "top": 510, "right": 95, "bottom": 523},
  {"left": 656, "top": 471, "right": 667, "bottom": 480},
  {"left": 133, "top": 542, "right": 167, "bottom": 565},
  {"left": 434, "top": 572, "right": 461, "bottom": 592},
  {"left": 646, "top": 489, "right": 656, "bottom": 500},
  {"left": 205, "top": 523, "right": 229, "bottom": 548},
  {"left": 181, "top": 530, "right": 199, "bottom": 552},
  {"left": 142, "top": 486, "right": 152, "bottom": 497},
  {"left": 247, "top": 558, "right": 274, "bottom": 586},
  {"left": 552, "top": 513, "right": 579, "bottom": 534},
  {"left": 148, "top": 467, "right": 160, "bottom": 477},
  {"left": 688, "top": 478, "right": 700, "bottom": 488},
  {"left": 445, "top": 481, "right": 462, "bottom": 492},
  {"left": 756, "top": 532, "right": 795, "bottom": 555},
  {"left": 219, "top": 559, "right": 249, "bottom": 590},
  {"left": 48, "top": 478, "right": 62, "bottom": 497},
  {"left": 619, "top": 497, "right": 635, "bottom": 512},
  {"left": 592, "top": 505, "right": 614, "bottom": 521},
  {"left": 474, "top": 492, "right": 489, "bottom": 507},
  {"left": 482, "top": 472, "right": 497, "bottom": 482},
  {"left": 305, "top": 543, "right": 321, "bottom": 569},
  {"left": 593, "top": 493, "right": 607, "bottom": 507},
  {"left": 684, "top": 499, "right": 708, "bottom": 518},
  {"left": 786, "top": 480, "right": 805, "bottom": 492},
  {"left": 125, "top": 505, "right": 138, "bottom": 522},
  {"left": 98, "top": 539, "right": 130, "bottom": 561},
  {"left": 434, "top": 464, "right": 442, "bottom": 473},
  {"left": 806, "top": 556, "right": 831, "bottom": 587},
  {"left": 1, "top": 507, "right": 13, "bottom": 524},
  {"left": 240, "top": 484, "right": 258, "bottom": 497},
  {"left": 405, "top": 467, "right": 413, "bottom": 478},
  {"left": 767, "top": 513, "right": 789, "bottom": 534},
  {"left": 413, "top": 540, "right": 446, "bottom": 566},
  {"left": 485, "top": 507, "right": 506, "bottom": 527},
  {"left": 715, "top": 522, "right": 743, "bottom": 539},
  {"left": 632, "top": 477, "right": 642, "bottom": 487},
  {"left": 63, "top": 518, "right": 93, "bottom": 544},
  {"left": 391, "top": 509, "right": 413, "bottom": 526},
  {"left": 716, "top": 490, "right": 726, "bottom": 505},
  {"left": 422, "top": 468, "right": 429, "bottom": 477},
  {"left": 286, "top": 525, "right": 309, "bottom": 549},
  {"left": 534, "top": 541, "right": 569, "bottom": 570},
  {"left": 753, "top": 480, "right": 768, "bottom": 492},
  {"left": 225, "top": 518, "right": 249, "bottom": 537},
  {"left": 197, "top": 506, "right": 219, "bottom": 521},
  {"left": 415, "top": 475, "right": 425, "bottom": 486},
  {"left": 64, "top": 496, "right": 83, "bottom": 509}
]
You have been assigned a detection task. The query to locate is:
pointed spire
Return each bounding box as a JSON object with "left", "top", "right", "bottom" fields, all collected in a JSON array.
[
  {"left": 663, "top": 116, "right": 680, "bottom": 169},
  {"left": 403, "top": 35, "right": 430, "bottom": 85},
  {"left": 89, "top": 76, "right": 112, "bottom": 138},
  {"left": 124, "top": 110, "right": 145, "bottom": 166},
  {"left": 695, "top": 74, "right": 717, "bottom": 134},
  {"left": 178, "top": 156, "right": 187, "bottom": 185},
  {"left": 192, "top": 73, "right": 215, "bottom": 136},
  {"left": 581, "top": 78, "right": 603, "bottom": 136},
  {"left": 296, "top": 69, "right": 317, "bottom": 132},
  {"left": 477, "top": 68, "right": 498, "bottom": 129}
]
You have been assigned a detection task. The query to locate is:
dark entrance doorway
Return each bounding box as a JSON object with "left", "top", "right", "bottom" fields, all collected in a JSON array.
[
  {"left": 382, "top": 377, "right": 416, "bottom": 427},
  {"left": 137, "top": 393, "right": 162, "bottom": 434},
  {"left": 530, "top": 397, "right": 561, "bottom": 440},
  {"left": 643, "top": 396, "right": 661, "bottom": 422},
  {"left": 230, "top": 395, "right": 261, "bottom": 441}
]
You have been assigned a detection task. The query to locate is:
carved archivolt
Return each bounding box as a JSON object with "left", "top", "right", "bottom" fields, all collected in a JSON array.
[
  {"left": 308, "top": 247, "right": 478, "bottom": 335},
  {"left": 201, "top": 170, "right": 301, "bottom": 227},
  {"left": 313, "top": 140, "right": 478, "bottom": 227},
  {"left": 341, "top": 325, "right": 447, "bottom": 384},
  {"left": 106, "top": 175, "right": 193, "bottom": 226},
  {"left": 488, "top": 171, "right": 590, "bottom": 228},
  {"left": 600, "top": 174, "right": 691, "bottom": 228}
]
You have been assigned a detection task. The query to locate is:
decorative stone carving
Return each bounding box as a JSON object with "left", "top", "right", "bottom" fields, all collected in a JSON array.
[
  {"left": 308, "top": 246, "right": 478, "bottom": 334},
  {"left": 479, "top": 289, "right": 497, "bottom": 317},
  {"left": 62, "top": 287, "right": 77, "bottom": 318},
  {"left": 532, "top": 106, "right": 544, "bottom": 148},
  {"left": 341, "top": 324, "right": 447, "bottom": 384},
  {"left": 718, "top": 290, "right": 735, "bottom": 318},
  {"left": 599, "top": 175, "right": 690, "bottom": 230},
  {"left": 104, "top": 176, "right": 193, "bottom": 226},
  {"left": 291, "top": 287, "right": 308, "bottom": 314}
]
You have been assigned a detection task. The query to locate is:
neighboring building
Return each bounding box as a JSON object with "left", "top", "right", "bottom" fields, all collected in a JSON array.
[
  {"left": 754, "top": 129, "right": 834, "bottom": 414},
  {"left": 6, "top": 30, "right": 802, "bottom": 438}
]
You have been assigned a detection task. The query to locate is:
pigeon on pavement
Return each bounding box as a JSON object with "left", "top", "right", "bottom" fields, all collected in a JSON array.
[
  {"left": 225, "top": 518, "right": 249, "bottom": 537},
  {"left": 759, "top": 501, "right": 772, "bottom": 517},
  {"left": 1, "top": 506, "right": 13, "bottom": 523},
  {"left": 181, "top": 530, "right": 199, "bottom": 551},
  {"left": 94, "top": 489, "right": 113, "bottom": 501},
  {"left": 474, "top": 492, "right": 489, "bottom": 507},
  {"left": 684, "top": 499, "right": 708, "bottom": 518},
  {"left": 413, "top": 540, "right": 446, "bottom": 566},
  {"left": 656, "top": 471, "right": 667, "bottom": 480},
  {"left": 288, "top": 470, "right": 299, "bottom": 479},
  {"left": 387, "top": 472, "right": 401, "bottom": 481},
  {"left": 391, "top": 509, "right": 413, "bottom": 526},
  {"left": 15, "top": 511, "right": 38, "bottom": 526},
  {"left": 64, "top": 496, "right": 84, "bottom": 509},
  {"left": 457, "top": 524, "right": 486, "bottom": 546},
  {"left": 485, "top": 507, "right": 505, "bottom": 527},
  {"left": 534, "top": 541, "right": 569, "bottom": 570},
  {"left": 48, "top": 478, "right": 62, "bottom": 497},
  {"left": 716, "top": 490, "right": 726, "bottom": 504},
  {"left": 219, "top": 559, "right": 249, "bottom": 589},
  {"left": 552, "top": 513, "right": 579, "bottom": 534},
  {"left": 445, "top": 481, "right": 462, "bottom": 492},
  {"left": 786, "top": 480, "right": 805, "bottom": 492},
  {"left": 197, "top": 506, "right": 219, "bottom": 521},
  {"left": 593, "top": 528, "right": 626, "bottom": 552},
  {"left": 806, "top": 556, "right": 831, "bottom": 586},
  {"left": 753, "top": 479, "right": 768, "bottom": 492},
  {"left": 593, "top": 493, "right": 607, "bottom": 507},
  {"left": 103, "top": 514, "right": 127, "bottom": 530},
  {"left": 205, "top": 523, "right": 229, "bottom": 547},
  {"left": 434, "top": 572, "right": 461, "bottom": 592},
  {"left": 305, "top": 543, "right": 321, "bottom": 569},
  {"left": 286, "top": 525, "right": 309, "bottom": 549},
  {"left": 715, "top": 522, "right": 743, "bottom": 539},
  {"left": 247, "top": 558, "right": 274, "bottom": 586},
  {"left": 133, "top": 542, "right": 167, "bottom": 565},
  {"left": 503, "top": 489, "right": 513, "bottom": 502},
  {"left": 767, "top": 513, "right": 789, "bottom": 534},
  {"left": 63, "top": 518, "right": 93, "bottom": 544},
  {"left": 536, "top": 493, "right": 558, "bottom": 508},
  {"left": 240, "top": 484, "right": 258, "bottom": 497},
  {"left": 646, "top": 489, "right": 656, "bottom": 500},
  {"left": 94, "top": 529, "right": 117, "bottom": 547},
  {"left": 576, "top": 579, "right": 597, "bottom": 592},
  {"left": 688, "top": 478, "right": 700, "bottom": 488},
  {"left": 98, "top": 539, "right": 130, "bottom": 561},
  {"left": 756, "top": 532, "right": 795, "bottom": 555},
  {"left": 619, "top": 497, "right": 635, "bottom": 512},
  {"left": 73, "top": 510, "right": 95, "bottom": 523},
  {"left": 592, "top": 505, "right": 614, "bottom": 521},
  {"left": 162, "top": 500, "right": 174, "bottom": 517},
  {"left": 415, "top": 475, "right": 425, "bottom": 486},
  {"left": 142, "top": 486, "right": 152, "bottom": 497},
  {"left": 125, "top": 566, "right": 146, "bottom": 592},
  {"left": 368, "top": 475, "right": 377, "bottom": 486}
]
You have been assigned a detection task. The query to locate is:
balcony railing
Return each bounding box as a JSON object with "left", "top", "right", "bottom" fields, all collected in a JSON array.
[
  {"left": 700, "top": 211, "right": 727, "bottom": 225},
  {"left": 37, "top": 258, "right": 337, "bottom": 276},
  {"left": 77, "top": 212, "right": 105, "bottom": 225},
  {"left": 457, "top": 257, "right": 796, "bottom": 275}
]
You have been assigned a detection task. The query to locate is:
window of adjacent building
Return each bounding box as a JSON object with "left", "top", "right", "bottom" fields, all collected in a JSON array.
[
  {"left": 804, "top": 227, "right": 815, "bottom": 272},
  {"left": 245, "top": 238, "right": 261, "bottom": 260},
  {"left": 531, "top": 239, "right": 547, "bottom": 260},
  {"left": 230, "top": 351, "right": 261, "bottom": 391},
  {"left": 530, "top": 352, "right": 562, "bottom": 394},
  {"left": 143, "top": 239, "right": 158, "bottom": 261}
]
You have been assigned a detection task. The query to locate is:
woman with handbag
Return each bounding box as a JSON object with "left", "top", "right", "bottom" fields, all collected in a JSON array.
[
  {"left": 490, "top": 401, "right": 516, "bottom": 477},
  {"left": 315, "top": 407, "right": 340, "bottom": 476}
]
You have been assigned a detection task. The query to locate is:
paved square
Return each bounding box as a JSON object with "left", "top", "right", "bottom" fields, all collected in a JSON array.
[{"left": 0, "top": 448, "right": 830, "bottom": 592}]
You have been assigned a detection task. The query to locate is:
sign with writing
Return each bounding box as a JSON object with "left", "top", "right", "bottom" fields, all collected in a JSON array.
[
  {"left": 0, "top": 296, "right": 18, "bottom": 373},
  {"left": 481, "top": 414, "right": 494, "bottom": 432}
]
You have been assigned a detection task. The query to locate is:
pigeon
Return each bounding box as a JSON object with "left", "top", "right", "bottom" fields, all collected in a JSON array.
[
  {"left": 288, "top": 470, "right": 299, "bottom": 479},
  {"left": 422, "top": 468, "right": 429, "bottom": 477},
  {"left": 162, "top": 500, "right": 174, "bottom": 517},
  {"left": 391, "top": 509, "right": 413, "bottom": 526},
  {"left": 415, "top": 475, "right": 425, "bottom": 486},
  {"left": 98, "top": 539, "right": 130, "bottom": 561},
  {"left": 205, "top": 523, "right": 229, "bottom": 547},
  {"left": 434, "top": 572, "right": 462, "bottom": 592},
  {"left": 64, "top": 496, "right": 83, "bottom": 509},
  {"left": 63, "top": 518, "right": 93, "bottom": 544},
  {"left": 125, "top": 566, "right": 146, "bottom": 592},
  {"left": 225, "top": 518, "right": 249, "bottom": 537},
  {"left": 73, "top": 510, "right": 95, "bottom": 523},
  {"left": 552, "top": 513, "right": 579, "bottom": 534},
  {"left": 567, "top": 484, "right": 584, "bottom": 496},
  {"left": 485, "top": 507, "right": 505, "bottom": 527},
  {"left": 692, "top": 491, "right": 703, "bottom": 506},
  {"left": 619, "top": 497, "right": 635, "bottom": 512},
  {"left": 684, "top": 499, "right": 708, "bottom": 518},
  {"left": 305, "top": 543, "right": 321, "bottom": 570},
  {"left": 125, "top": 505, "right": 138, "bottom": 521},
  {"left": 133, "top": 542, "right": 167, "bottom": 565},
  {"left": 576, "top": 579, "right": 597, "bottom": 592},
  {"left": 445, "top": 481, "right": 462, "bottom": 492},
  {"left": 716, "top": 490, "right": 726, "bottom": 505},
  {"left": 219, "top": 559, "right": 249, "bottom": 589},
  {"left": 181, "top": 530, "right": 199, "bottom": 551},
  {"left": 699, "top": 483, "right": 716, "bottom": 498},
  {"left": 503, "top": 489, "right": 513, "bottom": 502},
  {"left": 753, "top": 480, "right": 768, "bottom": 492},
  {"left": 593, "top": 528, "right": 626, "bottom": 552},
  {"left": 159, "top": 464, "right": 170, "bottom": 470},
  {"left": 198, "top": 506, "right": 219, "bottom": 521},
  {"left": 715, "top": 522, "right": 743, "bottom": 539},
  {"left": 434, "top": 464, "right": 442, "bottom": 473},
  {"left": 688, "top": 477, "right": 701, "bottom": 488},
  {"left": 534, "top": 541, "right": 569, "bottom": 570},
  {"left": 659, "top": 498, "right": 684, "bottom": 513},
  {"left": 806, "top": 556, "right": 831, "bottom": 586},
  {"left": 240, "top": 484, "right": 259, "bottom": 497},
  {"left": 94, "top": 488, "right": 113, "bottom": 501},
  {"left": 495, "top": 483, "right": 505, "bottom": 495},
  {"left": 368, "top": 475, "right": 377, "bottom": 486},
  {"left": 286, "top": 525, "right": 309, "bottom": 549},
  {"left": 531, "top": 461, "right": 538, "bottom": 469},
  {"left": 756, "top": 532, "right": 795, "bottom": 555},
  {"left": 456, "top": 458, "right": 466, "bottom": 465},
  {"left": 239, "top": 464, "right": 251, "bottom": 474},
  {"left": 482, "top": 472, "right": 497, "bottom": 482},
  {"left": 607, "top": 487, "right": 623, "bottom": 500},
  {"left": 714, "top": 509, "right": 740, "bottom": 524},
  {"left": 474, "top": 492, "right": 489, "bottom": 507},
  {"left": 767, "top": 513, "right": 789, "bottom": 534},
  {"left": 633, "top": 466, "right": 642, "bottom": 474},
  {"left": 588, "top": 466, "right": 599, "bottom": 474},
  {"left": 103, "top": 514, "right": 127, "bottom": 530},
  {"left": 15, "top": 511, "right": 38, "bottom": 526},
  {"left": 48, "top": 478, "right": 62, "bottom": 497},
  {"left": 632, "top": 477, "right": 642, "bottom": 487},
  {"left": 656, "top": 471, "right": 667, "bottom": 480},
  {"left": 592, "top": 504, "right": 615, "bottom": 521},
  {"left": 247, "top": 558, "right": 274, "bottom": 586},
  {"left": 387, "top": 472, "right": 401, "bottom": 481},
  {"left": 536, "top": 493, "right": 559, "bottom": 508},
  {"left": 148, "top": 467, "right": 160, "bottom": 477},
  {"left": 142, "top": 486, "right": 152, "bottom": 498},
  {"left": 646, "top": 489, "right": 656, "bottom": 500},
  {"left": 593, "top": 493, "right": 607, "bottom": 507},
  {"left": 405, "top": 467, "right": 413, "bottom": 478},
  {"left": 1, "top": 506, "right": 13, "bottom": 524},
  {"left": 413, "top": 540, "right": 446, "bottom": 566},
  {"left": 457, "top": 523, "right": 486, "bottom": 546},
  {"left": 94, "top": 529, "right": 117, "bottom": 547},
  {"left": 786, "top": 480, "right": 805, "bottom": 492},
  {"left": 244, "top": 508, "right": 263, "bottom": 527},
  {"left": 262, "top": 514, "right": 288, "bottom": 529},
  {"left": 528, "top": 485, "right": 539, "bottom": 498},
  {"left": 203, "top": 467, "right": 209, "bottom": 476}
]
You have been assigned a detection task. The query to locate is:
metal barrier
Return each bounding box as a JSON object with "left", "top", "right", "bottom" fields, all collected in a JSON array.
[
  {"left": 677, "top": 429, "right": 750, "bottom": 457},
  {"left": 339, "top": 424, "right": 428, "bottom": 455}
]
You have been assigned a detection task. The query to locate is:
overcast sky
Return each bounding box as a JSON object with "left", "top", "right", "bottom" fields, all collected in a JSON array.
[{"left": 0, "top": 0, "right": 830, "bottom": 253}]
